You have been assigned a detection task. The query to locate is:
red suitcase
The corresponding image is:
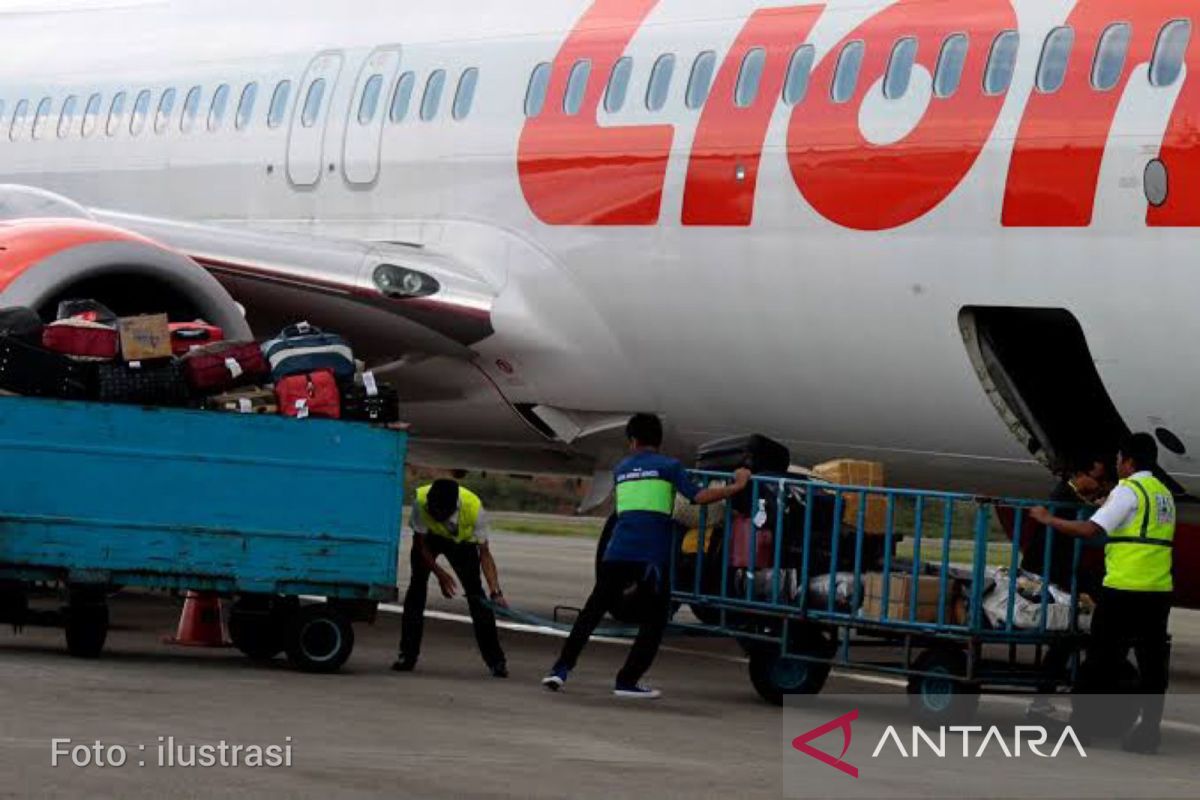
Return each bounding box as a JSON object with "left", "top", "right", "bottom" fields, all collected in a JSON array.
[
  {"left": 42, "top": 318, "right": 119, "bottom": 360},
  {"left": 169, "top": 320, "right": 224, "bottom": 355},
  {"left": 182, "top": 341, "right": 270, "bottom": 392},
  {"left": 277, "top": 370, "right": 340, "bottom": 419},
  {"left": 729, "top": 514, "right": 777, "bottom": 569}
]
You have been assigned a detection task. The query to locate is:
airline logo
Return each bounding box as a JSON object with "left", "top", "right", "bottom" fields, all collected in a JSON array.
[{"left": 519, "top": 0, "right": 1200, "bottom": 230}]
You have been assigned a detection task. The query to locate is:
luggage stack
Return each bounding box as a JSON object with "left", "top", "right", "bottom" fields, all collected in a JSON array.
[{"left": 0, "top": 303, "right": 402, "bottom": 426}]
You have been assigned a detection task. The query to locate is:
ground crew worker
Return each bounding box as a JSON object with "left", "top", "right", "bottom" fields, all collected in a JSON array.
[
  {"left": 541, "top": 413, "right": 750, "bottom": 699},
  {"left": 393, "top": 478, "right": 509, "bottom": 677},
  {"left": 1030, "top": 433, "right": 1175, "bottom": 753}
]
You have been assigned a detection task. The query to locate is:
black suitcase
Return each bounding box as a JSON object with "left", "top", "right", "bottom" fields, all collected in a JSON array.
[
  {"left": 0, "top": 307, "right": 44, "bottom": 345},
  {"left": 0, "top": 335, "right": 95, "bottom": 399},
  {"left": 695, "top": 434, "right": 791, "bottom": 474},
  {"left": 340, "top": 382, "right": 401, "bottom": 424},
  {"left": 96, "top": 359, "right": 190, "bottom": 407}
]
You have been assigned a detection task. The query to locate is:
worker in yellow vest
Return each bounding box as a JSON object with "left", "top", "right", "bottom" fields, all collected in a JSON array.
[
  {"left": 393, "top": 478, "right": 508, "bottom": 677},
  {"left": 1031, "top": 433, "right": 1175, "bottom": 753}
]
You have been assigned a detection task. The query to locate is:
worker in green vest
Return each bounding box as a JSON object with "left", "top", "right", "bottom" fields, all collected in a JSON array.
[
  {"left": 393, "top": 478, "right": 508, "bottom": 677},
  {"left": 1031, "top": 433, "right": 1175, "bottom": 753}
]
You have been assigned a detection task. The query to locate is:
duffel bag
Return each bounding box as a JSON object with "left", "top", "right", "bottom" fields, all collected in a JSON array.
[
  {"left": 276, "top": 370, "right": 340, "bottom": 419},
  {"left": 340, "top": 371, "right": 400, "bottom": 424},
  {"left": 182, "top": 341, "right": 270, "bottom": 393},
  {"left": 169, "top": 320, "right": 224, "bottom": 355},
  {"left": 97, "top": 359, "right": 190, "bottom": 407},
  {"left": 262, "top": 321, "right": 354, "bottom": 382},
  {"left": 0, "top": 307, "right": 44, "bottom": 345},
  {"left": 43, "top": 318, "right": 120, "bottom": 360},
  {"left": 204, "top": 386, "right": 278, "bottom": 415},
  {"left": 0, "top": 335, "right": 95, "bottom": 399}
]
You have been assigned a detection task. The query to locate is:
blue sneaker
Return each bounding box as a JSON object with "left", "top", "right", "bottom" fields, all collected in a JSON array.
[
  {"left": 613, "top": 683, "right": 662, "bottom": 699},
  {"left": 541, "top": 666, "right": 568, "bottom": 691}
]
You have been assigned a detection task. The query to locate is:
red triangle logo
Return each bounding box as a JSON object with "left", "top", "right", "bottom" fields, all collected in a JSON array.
[{"left": 791, "top": 709, "right": 859, "bottom": 778}]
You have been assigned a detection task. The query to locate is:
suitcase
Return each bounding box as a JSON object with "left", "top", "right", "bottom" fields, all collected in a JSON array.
[
  {"left": 695, "top": 434, "right": 791, "bottom": 474},
  {"left": 169, "top": 320, "right": 224, "bottom": 355},
  {"left": 340, "top": 372, "right": 401, "bottom": 424},
  {"left": 728, "top": 514, "right": 778, "bottom": 569},
  {"left": 276, "top": 370, "right": 340, "bottom": 419},
  {"left": 262, "top": 321, "right": 355, "bottom": 382},
  {"left": 181, "top": 341, "right": 270, "bottom": 393},
  {"left": 204, "top": 386, "right": 278, "bottom": 415},
  {"left": 0, "top": 335, "right": 95, "bottom": 399},
  {"left": 56, "top": 299, "right": 118, "bottom": 325},
  {"left": 0, "top": 307, "right": 44, "bottom": 345},
  {"left": 96, "top": 359, "right": 190, "bottom": 407},
  {"left": 43, "top": 318, "right": 120, "bottom": 360}
]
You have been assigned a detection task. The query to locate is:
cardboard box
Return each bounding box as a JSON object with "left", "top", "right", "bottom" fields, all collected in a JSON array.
[
  {"left": 812, "top": 459, "right": 888, "bottom": 534},
  {"left": 863, "top": 573, "right": 963, "bottom": 624},
  {"left": 119, "top": 314, "right": 172, "bottom": 361}
]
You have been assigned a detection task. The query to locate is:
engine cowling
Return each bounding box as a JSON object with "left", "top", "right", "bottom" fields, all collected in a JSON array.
[{"left": 0, "top": 217, "right": 249, "bottom": 337}]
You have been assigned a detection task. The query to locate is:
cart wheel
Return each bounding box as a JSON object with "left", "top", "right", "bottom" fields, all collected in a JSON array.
[
  {"left": 229, "top": 599, "right": 285, "bottom": 661},
  {"left": 746, "top": 629, "right": 835, "bottom": 705},
  {"left": 64, "top": 600, "right": 109, "bottom": 659},
  {"left": 907, "top": 647, "right": 979, "bottom": 724},
  {"left": 284, "top": 604, "right": 354, "bottom": 674},
  {"left": 1070, "top": 657, "right": 1140, "bottom": 738}
]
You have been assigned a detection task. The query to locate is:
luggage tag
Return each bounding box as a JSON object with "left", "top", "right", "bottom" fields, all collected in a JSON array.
[
  {"left": 362, "top": 371, "right": 379, "bottom": 398},
  {"left": 129, "top": 361, "right": 142, "bottom": 370},
  {"left": 294, "top": 398, "right": 310, "bottom": 419},
  {"left": 224, "top": 358, "right": 244, "bottom": 379},
  {"left": 238, "top": 397, "right": 252, "bottom": 414},
  {"left": 295, "top": 321, "right": 312, "bottom": 334}
]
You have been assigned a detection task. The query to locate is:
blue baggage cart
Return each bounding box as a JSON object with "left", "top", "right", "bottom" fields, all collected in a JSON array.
[
  {"left": 669, "top": 471, "right": 1104, "bottom": 723},
  {"left": 0, "top": 395, "right": 406, "bottom": 672}
]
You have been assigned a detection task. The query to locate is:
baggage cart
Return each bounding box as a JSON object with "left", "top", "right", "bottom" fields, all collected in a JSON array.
[{"left": 0, "top": 395, "right": 406, "bottom": 673}]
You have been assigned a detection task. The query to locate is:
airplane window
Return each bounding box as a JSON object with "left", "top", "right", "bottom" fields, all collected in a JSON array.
[
  {"left": 1036, "top": 26, "right": 1074, "bottom": 94},
  {"left": 453, "top": 67, "right": 479, "bottom": 120},
  {"left": 832, "top": 41, "right": 865, "bottom": 103},
  {"left": 885, "top": 38, "right": 919, "bottom": 99},
  {"left": 301, "top": 79, "right": 325, "bottom": 127},
  {"left": 208, "top": 83, "right": 230, "bottom": 131},
  {"left": 646, "top": 53, "right": 676, "bottom": 111},
  {"left": 686, "top": 51, "right": 716, "bottom": 110},
  {"left": 154, "top": 88, "right": 176, "bottom": 134},
  {"left": 268, "top": 80, "right": 291, "bottom": 129},
  {"left": 236, "top": 82, "right": 258, "bottom": 130},
  {"left": 783, "top": 45, "right": 815, "bottom": 106},
  {"left": 1092, "top": 23, "right": 1131, "bottom": 91},
  {"left": 58, "top": 95, "right": 78, "bottom": 139},
  {"left": 604, "top": 57, "right": 633, "bottom": 113},
  {"left": 984, "top": 31, "right": 1020, "bottom": 95},
  {"left": 1151, "top": 20, "right": 1192, "bottom": 88},
  {"left": 420, "top": 69, "right": 446, "bottom": 121},
  {"left": 106, "top": 92, "right": 126, "bottom": 137},
  {"left": 129, "top": 90, "right": 151, "bottom": 136},
  {"left": 358, "top": 74, "right": 385, "bottom": 125},
  {"left": 934, "top": 34, "right": 969, "bottom": 98},
  {"left": 564, "top": 60, "right": 591, "bottom": 115},
  {"left": 736, "top": 48, "right": 767, "bottom": 108},
  {"left": 32, "top": 97, "right": 52, "bottom": 140},
  {"left": 81, "top": 93, "right": 102, "bottom": 138},
  {"left": 10, "top": 100, "right": 28, "bottom": 141},
  {"left": 525, "top": 62, "right": 551, "bottom": 118},
  {"left": 180, "top": 86, "right": 202, "bottom": 133},
  {"left": 389, "top": 72, "right": 415, "bottom": 122}
]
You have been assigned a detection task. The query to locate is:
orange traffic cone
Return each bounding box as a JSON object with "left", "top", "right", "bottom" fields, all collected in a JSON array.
[{"left": 164, "top": 591, "right": 230, "bottom": 647}]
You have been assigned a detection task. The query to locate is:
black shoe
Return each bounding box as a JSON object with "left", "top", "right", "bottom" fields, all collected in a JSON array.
[
  {"left": 490, "top": 661, "right": 509, "bottom": 679},
  {"left": 1122, "top": 726, "right": 1161, "bottom": 755},
  {"left": 391, "top": 657, "right": 416, "bottom": 672}
]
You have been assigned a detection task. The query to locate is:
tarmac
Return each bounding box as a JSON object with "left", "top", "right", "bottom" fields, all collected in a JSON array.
[{"left": 1, "top": 531, "right": 1198, "bottom": 799}]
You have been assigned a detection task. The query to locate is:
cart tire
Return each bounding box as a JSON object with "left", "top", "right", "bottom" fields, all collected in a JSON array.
[
  {"left": 746, "top": 630, "right": 835, "bottom": 705},
  {"left": 284, "top": 605, "right": 354, "bottom": 673},
  {"left": 229, "top": 602, "right": 285, "bottom": 662},
  {"left": 1070, "top": 657, "right": 1140, "bottom": 738},
  {"left": 64, "top": 602, "right": 109, "bottom": 659},
  {"left": 906, "top": 647, "right": 979, "bottom": 724}
]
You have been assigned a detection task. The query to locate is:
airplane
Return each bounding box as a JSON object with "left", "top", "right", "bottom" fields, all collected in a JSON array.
[{"left": 0, "top": 0, "right": 1197, "bottom": 605}]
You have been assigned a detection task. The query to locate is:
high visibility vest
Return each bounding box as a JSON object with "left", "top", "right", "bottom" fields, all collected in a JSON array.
[
  {"left": 1104, "top": 475, "right": 1175, "bottom": 592},
  {"left": 615, "top": 473, "right": 675, "bottom": 516},
  {"left": 415, "top": 485, "right": 483, "bottom": 544}
]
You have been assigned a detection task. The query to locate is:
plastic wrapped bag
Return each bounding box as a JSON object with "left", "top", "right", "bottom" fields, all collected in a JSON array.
[{"left": 982, "top": 567, "right": 1092, "bottom": 632}]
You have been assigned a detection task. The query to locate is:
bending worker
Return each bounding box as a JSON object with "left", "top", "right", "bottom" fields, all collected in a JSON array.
[
  {"left": 1030, "top": 433, "right": 1175, "bottom": 753},
  {"left": 542, "top": 413, "right": 750, "bottom": 699},
  {"left": 393, "top": 478, "right": 509, "bottom": 678}
]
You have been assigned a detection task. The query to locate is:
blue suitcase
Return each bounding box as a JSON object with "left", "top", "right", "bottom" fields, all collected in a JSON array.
[{"left": 261, "top": 321, "right": 355, "bottom": 382}]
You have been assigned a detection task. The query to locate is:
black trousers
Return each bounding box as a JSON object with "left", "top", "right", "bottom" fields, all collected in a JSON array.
[
  {"left": 399, "top": 536, "right": 504, "bottom": 668},
  {"left": 555, "top": 561, "right": 672, "bottom": 687},
  {"left": 1082, "top": 587, "right": 1172, "bottom": 730}
]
